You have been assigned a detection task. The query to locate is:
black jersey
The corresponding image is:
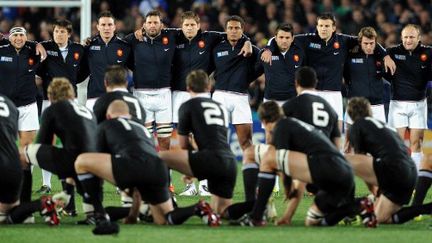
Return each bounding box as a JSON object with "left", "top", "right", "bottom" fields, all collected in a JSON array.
[
  {"left": 178, "top": 96, "right": 232, "bottom": 152},
  {"left": 349, "top": 117, "right": 412, "bottom": 162},
  {"left": 282, "top": 91, "right": 340, "bottom": 140},
  {"left": 93, "top": 89, "right": 146, "bottom": 124},
  {"left": 38, "top": 100, "right": 97, "bottom": 153},
  {"left": 0, "top": 95, "right": 20, "bottom": 168},
  {"left": 272, "top": 117, "right": 341, "bottom": 156},
  {"left": 97, "top": 117, "right": 157, "bottom": 159}
]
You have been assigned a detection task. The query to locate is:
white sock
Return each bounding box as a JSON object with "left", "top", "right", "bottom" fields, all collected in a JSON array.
[
  {"left": 42, "top": 169, "right": 52, "bottom": 187},
  {"left": 411, "top": 152, "right": 422, "bottom": 171},
  {"left": 273, "top": 175, "right": 280, "bottom": 191}
]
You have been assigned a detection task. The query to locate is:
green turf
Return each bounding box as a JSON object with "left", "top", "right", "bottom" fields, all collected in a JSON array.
[{"left": 2, "top": 166, "right": 431, "bottom": 243}]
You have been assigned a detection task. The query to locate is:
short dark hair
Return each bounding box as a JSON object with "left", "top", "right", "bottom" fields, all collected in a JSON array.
[
  {"left": 347, "top": 97, "right": 372, "bottom": 122},
  {"left": 97, "top": 11, "right": 115, "bottom": 23},
  {"left": 186, "top": 70, "right": 209, "bottom": 93},
  {"left": 53, "top": 19, "right": 73, "bottom": 33},
  {"left": 145, "top": 10, "right": 161, "bottom": 20},
  {"left": 275, "top": 23, "right": 293, "bottom": 36},
  {"left": 225, "top": 15, "right": 245, "bottom": 29},
  {"left": 104, "top": 65, "right": 127, "bottom": 87},
  {"left": 358, "top": 27, "right": 377, "bottom": 41},
  {"left": 295, "top": 66, "right": 317, "bottom": 88},
  {"left": 181, "top": 11, "right": 200, "bottom": 24},
  {"left": 257, "top": 101, "right": 283, "bottom": 123},
  {"left": 317, "top": 13, "right": 336, "bottom": 26}
]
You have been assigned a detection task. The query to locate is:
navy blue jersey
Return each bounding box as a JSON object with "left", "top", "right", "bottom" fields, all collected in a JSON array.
[
  {"left": 256, "top": 41, "right": 305, "bottom": 100},
  {"left": 213, "top": 37, "right": 260, "bottom": 93},
  {"left": 38, "top": 100, "right": 97, "bottom": 153},
  {"left": 81, "top": 35, "right": 131, "bottom": 98},
  {"left": 344, "top": 45, "right": 385, "bottom": 105},
  {"left": 124, "top": 30, "right": 177, "bottom": 89},
  {"left": 37, "top": 40, "right": 85, "bottom": 99},
  {"left": 0, "top": 44, "right": 40, "bottom": 106},
  {"left": 385, "top": 44, "right": 432, "bottom": 101},
  {"left": 0, "top": 95, "right": 20, "bottom": 169}
]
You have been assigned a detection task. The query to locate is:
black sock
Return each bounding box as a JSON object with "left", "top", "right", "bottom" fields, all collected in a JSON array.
[
  {"left": 323, "top": 202, "right": 358, "bottom": 226},
  {"left": 7, "top": 200, "right": 42, "bottom": 224},
  {"left": 250, "top": 172, "right": 276, "bottom": 221},
  {"left": 64, "top": 182, "right": 76, "bottom": 211},
  {"left": 243, "top": 163, "right": 259, "bottom": 202},
  {"left": 224, "top": 201, "right": 255, "bottom": 220},
  {"left": 165, "top": 204, "right": 197, "bottom": 225},
  {"left": 77, "top": 173, "right": 105, "bottom": 215},
  {"left": 20, "top": 169, "right": 32, "bottom": 203},
  {"left": 392, "top": 202, "right": 432, "bottom": 224},
  {"left": 412, "top": 170, "right": 432, "bottom": 206},
  {"left": 105, "top": 206, "right": 130, "bottom": 221}
]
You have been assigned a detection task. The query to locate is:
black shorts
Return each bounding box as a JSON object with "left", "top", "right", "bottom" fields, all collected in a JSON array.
[
  {"left": 373, "top": 157, "right": 417, "bottom": 205},
  {"left": 189, "top": 149, "right": 237, "bottom": 199},
  {"left": 0, "top": 162, "right": 22, "bottom": 204},
  {"left": 36, "top": 145, "right": 80, "bottom": 179},
  {"left": 112, "top": 155, "right": 170, "bottom": 205},
  {"left": 308, "top": 154, "right": 355, "bottom": 213}
]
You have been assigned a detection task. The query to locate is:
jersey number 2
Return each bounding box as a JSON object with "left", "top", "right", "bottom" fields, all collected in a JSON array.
[{"left": 0, "top": 97, "right": 10, "bottom": 117}]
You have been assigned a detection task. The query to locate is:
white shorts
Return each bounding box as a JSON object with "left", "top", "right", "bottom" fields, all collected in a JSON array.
[
  {"left": 212, "top": 90, "right": 252, "bottom": 124},
  {"left": 172, "top": 91, "right": 211, "bottom": 123},
  {"left": 316, "top": 91, "right": 343, "bottom": 121},
  {"left": 263, "top": 98, "right": 287, "bottom": 107},
  {"left": 345, "top": 104, "right": 386, "bottom": 125},
  {"left": 388, "top": 99, "right": 428, "bottom": 129},
  {"left": 18, "top": 102, "right": 39, "bottom": 131},
  {"left": 133, "top": 88, "right": 172, "bottom": 124},
  {"left": 85, "top": 98, "right": 97, "bottom": 111}
]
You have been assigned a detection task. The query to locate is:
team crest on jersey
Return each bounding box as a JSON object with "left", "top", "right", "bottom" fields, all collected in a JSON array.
[
  {"left": 217, "top": 51, "right": 229, "bottom": 57},
  {"left": 198, "top": 40, "right": 205, "bottom": 48},
  {"left": 47, "top": 50, "right": 58, "bottom": 57},
  {"left": 117, "top": 49, "right": 123, "bottom": 57},
  {"left": 376, "top": 61, "right": 382, "bottom": 67},
  {"left": 351, "top": 58, "right": 363, "bottom": 64},
  {"left": 421, "top": 54, "right": 428, "bottom": 62},
  {"left": 271, "top": 56, "right": 279, "bottom": 61},
  {"left": 162, "top": 37, "right": 169, "bottom": 45},
  {"left": 74, "top": 52, "right": 80, "bottom": 60},
  {"left": 0, "top": 56, "right": 12, "bottom": 62},
  {"left": 90, "top": 45, "right": 101, "bottom": 51},
  {"left": 293, "top": 54, "right": 299, "bottom": 62},
  {"left": 28, "top": 58, "right": 34, "bottom": 65},
  {"left": 395, "top": 54, "right": 406, "bottom": 60},
  {"left": 309, "top": 43, "right": 321, "bottom": 49},
  {"left": 333, "top": 42, "right": 340, "bottom": 49},
  {"left": 176, "top": 44, "right": 185, "bottom": 49}
]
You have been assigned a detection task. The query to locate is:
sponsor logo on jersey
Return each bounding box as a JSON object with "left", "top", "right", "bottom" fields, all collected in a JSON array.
[
  {"left": 293, "top": 54, "right": 300, "bottom": 62},
  {"left": 28, "top": 58, "right": 34, "bottom": 65},
  {"left": 90, "top": 45, "right": 101, "bottom": 51},
  {"left": 74, "top": 52, "right": 80, "bottom": 60},
  {"left": 117, "top": 49, "right": 123, "bottom": 57},
  {"left": 217, "top": 51, "right": 229, "bottom": 57},
  {"left": 351, "top": 58, "right": 363, "bottom": 64},
  {"left": 309, "top": 43, "right": 321, "bottom": 49},
  {"left": 47, "top": 50, "right": 58, "bottom": 57},
  {"left": 199, "top": 51, "right": 205, "bottom": 55},
  {"left": 176, "top": 44, "right": 185, "bottom": 49},
  {"left": 198, "top": 40, "right": 205, "bottom": 48},
  {"left": 271, "top": 56, "right": 279, "bottom": 61},
  {"left": 162, "top": 37, "right": 169, "bottom": 45},
  {"left": 0, "top": 56, "right": 13, "bottom": 62},
  {"left": 333, "top": 42, "right": 340, "bottom": 49},
  {"left": 394, "top": 54, "right": 406, "bottom": 60},
  {"left": 421, "top": 54, "right": 428, "bottom": 62}
]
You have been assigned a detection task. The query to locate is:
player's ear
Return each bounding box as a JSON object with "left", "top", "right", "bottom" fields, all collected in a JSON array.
[{"left": 106, "top": 113, "right": 112, "bottom": 120}]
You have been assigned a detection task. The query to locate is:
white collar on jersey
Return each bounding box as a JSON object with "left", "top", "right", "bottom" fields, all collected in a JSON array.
[
  {"left": 299, "top": 90, "right": 318, "bottom": 96},
  {"left": 112, "top": 87, "right": 128, "bottom": 92}
]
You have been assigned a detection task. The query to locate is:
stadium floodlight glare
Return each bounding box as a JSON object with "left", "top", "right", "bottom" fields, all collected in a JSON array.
[{"left": 0, "top": 0, "right": 91, "bottom": 41}]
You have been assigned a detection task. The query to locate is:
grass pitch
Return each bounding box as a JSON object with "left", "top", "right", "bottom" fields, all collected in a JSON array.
[{"left": 1, "top": 167, "right": 431, "bottom": 243}]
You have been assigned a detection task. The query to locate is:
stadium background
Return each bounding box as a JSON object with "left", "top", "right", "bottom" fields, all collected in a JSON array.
[{"left": 2, "top": 0, "right": 432, "bottom": 159}]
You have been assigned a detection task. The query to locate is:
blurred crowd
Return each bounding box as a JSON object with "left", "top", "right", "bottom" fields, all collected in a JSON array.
[{"left": 0, "top": 0, "right": 432, "bottom": 47}]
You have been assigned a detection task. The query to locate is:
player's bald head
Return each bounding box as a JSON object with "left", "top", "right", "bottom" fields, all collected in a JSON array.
[
  {"left": 347, "top": 97, "right": 372, "bottom": 122},
  {"left": 106, "top": 100, "right": 130, "bottom": 119},
  {"left": 47, "top": 77, "right": 75, "bottom": 103}
]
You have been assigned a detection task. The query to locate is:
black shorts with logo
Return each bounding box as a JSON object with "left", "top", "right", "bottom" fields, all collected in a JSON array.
[{"left": 189, "top": 149, "right": 237, "bottom": 199}]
